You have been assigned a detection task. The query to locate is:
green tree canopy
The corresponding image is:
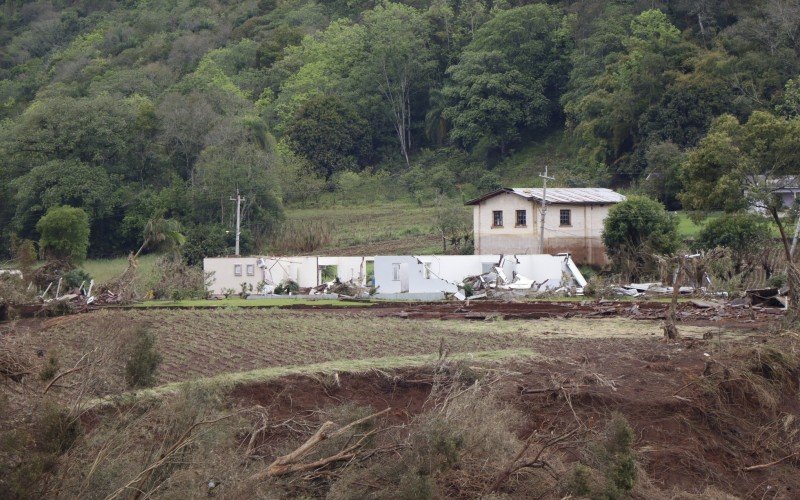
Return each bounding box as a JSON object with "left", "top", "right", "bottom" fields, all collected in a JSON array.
[
  {"left": 680, "top": 111, "right": 800, "bottom": 213},
  {"left": 696, "top": 212, "right": 772, "bottom": 265},
  {"left": 36, "top": 206, "right": 90, "bottom": 263},
  {"left": 443, "top": 4, "right": 571, "bottom": 155},
  {"left": 285, "top": 94, "right": 371, "bottom": 179},
  {"left": 602, "top": 195, "right": 678, "bottom": 279}
]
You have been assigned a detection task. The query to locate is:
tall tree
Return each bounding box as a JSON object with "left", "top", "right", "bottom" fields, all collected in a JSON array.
[
  {"left": 443, "top": 4, "right": 571, "bottom": 155},
  {"left": 680, "top": 111, "right": 800, "bottom": 321},
  {"left": 359, "top": 3, "right": 434, "bottom": 165}
]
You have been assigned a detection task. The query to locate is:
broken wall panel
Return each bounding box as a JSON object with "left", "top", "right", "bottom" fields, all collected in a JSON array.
[
  {"left": 204, "top": 254, "right": 586, "bottom": 296},
  {"left": 318, "top": 256, "right": 367, "bottom": 285},
  {"left": 373, "top": 256, "right": 459, "bottom": 295}
]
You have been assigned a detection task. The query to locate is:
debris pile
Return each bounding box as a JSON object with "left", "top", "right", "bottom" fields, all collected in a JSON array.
[
  {"left": 381, "top": 298, "right": 783, "bottom": 322},
  {"left": 614, "top": 282, "right": 698, "bottom": 297},
  {"left": 6, "top": 276, "right": 97, "bottom": 317},
  {"left": 458, "top": 265, "right": 576, "bottom": 300}
]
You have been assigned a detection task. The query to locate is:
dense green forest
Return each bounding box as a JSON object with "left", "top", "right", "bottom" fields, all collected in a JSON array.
[{"left": 1, "top": 0, "right": 799, "bottom": 260}]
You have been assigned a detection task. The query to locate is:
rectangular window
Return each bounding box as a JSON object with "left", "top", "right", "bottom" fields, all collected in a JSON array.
[
  {"left": 560, "top": 209, "right": 571, "bottom": 226},
  {"left": 492, "top": 210, "right": 503, "bottom": 227},
  {"left": 515, "top": 210, "right": 527, "bottom": 227},
  {"left": 246, "top": 264, "right": 255, "bottom": 276},
  {"left": 392, "top": 263, "right": 401, "bottom": 281},
  {"left": 234, "top": 264, "right": 243, "bottom": 276}
]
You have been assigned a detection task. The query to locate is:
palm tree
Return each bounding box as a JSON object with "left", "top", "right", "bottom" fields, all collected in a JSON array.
[{"left": 133, "top": 217, "right": 186, "bottom": 260}]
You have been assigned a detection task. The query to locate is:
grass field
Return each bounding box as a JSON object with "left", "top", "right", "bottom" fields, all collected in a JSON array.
[{"left": 285, "top": 201, "right": 470, "bottom": 255}]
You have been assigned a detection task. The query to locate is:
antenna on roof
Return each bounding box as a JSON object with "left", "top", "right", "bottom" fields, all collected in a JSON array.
[{"left": 539, "top": 166, "right": 555, "bottom": 254}]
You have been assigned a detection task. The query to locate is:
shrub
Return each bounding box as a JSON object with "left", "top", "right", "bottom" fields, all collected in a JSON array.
[
  {"left": 39, "top": 354, "right": 60, "bottom": 382},
  {"left": 36, "top": 206, "right": 90, "bottom": 264},
  {"left": 125, "top": 327, "right": 162, "bottom": 388},
  {"left": 61, "top": 268, "right": 92, "bottom": 289},
  {"left": 602, "top": 196, "right": 678, "bottom": 280},
  {"left": 274, "top": 279, "right": 299, "bottom": 295},
  {"left": 697, "top": 213, "right": 772, "bottom": 273},
  {"left": 36, "top": 405, "right": 82, "bottom": 455},
  {"left": 565, "top": 413, "right": 638, "bottom": 498}
]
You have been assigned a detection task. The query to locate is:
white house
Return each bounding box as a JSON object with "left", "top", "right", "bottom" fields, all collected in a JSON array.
[{"left": 466, "top": 187, "right": 625, "bottom": 266}]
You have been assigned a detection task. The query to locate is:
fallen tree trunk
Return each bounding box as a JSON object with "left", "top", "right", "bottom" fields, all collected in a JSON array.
[{"left": 251, "top": 407, "right": 391, "bottom": 480}]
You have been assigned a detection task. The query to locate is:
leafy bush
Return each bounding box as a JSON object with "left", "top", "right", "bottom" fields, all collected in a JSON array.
[
  {"left": 36, "top": 405, "right": 82, "bottom": 455},
  {"left": 602, "top": 196, "right": 678, "bottom": 280},
  {"left": 39, "top": 354, "right": 60, "bottom": 382},
  {"left": 274, "top": 279, "right": 299, "bottom": 295},
  {"left": 697, "top": 213, "right": 771, "bottom": 265},
  {"left": 61, "top": 268, "right": 92, "bottom": 289},
  {"left": 566, "top": 413, "right": 638, "bottom": 498},
  {"left": 125, "top": 327, "right": 162, "bottom": 388},
  {"left": 36, "top": 206, "right": 90, "bottom": 264}
]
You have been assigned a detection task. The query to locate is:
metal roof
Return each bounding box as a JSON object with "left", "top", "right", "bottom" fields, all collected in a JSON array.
[{"left": 465, "top": 187, "right": 625, "bottom": 205}]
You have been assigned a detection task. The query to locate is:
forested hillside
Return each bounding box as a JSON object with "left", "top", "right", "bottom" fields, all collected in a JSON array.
[{"left": 1, "top": 0, "right": 799, "bottom": 259}]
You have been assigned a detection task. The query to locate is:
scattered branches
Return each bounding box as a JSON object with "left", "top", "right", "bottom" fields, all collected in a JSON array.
[{"left": 252, "top": 407, "right": 391, "bottom": 479}]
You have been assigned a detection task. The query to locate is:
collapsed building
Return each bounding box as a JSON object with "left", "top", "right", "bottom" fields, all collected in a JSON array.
[{"left": 203, "top": 254, "right": 587, "bottom": 300}]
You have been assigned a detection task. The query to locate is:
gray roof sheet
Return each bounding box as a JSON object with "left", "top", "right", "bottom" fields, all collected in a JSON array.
[{"left": 466, "top": 187, "right": 625, "bottom": 205}]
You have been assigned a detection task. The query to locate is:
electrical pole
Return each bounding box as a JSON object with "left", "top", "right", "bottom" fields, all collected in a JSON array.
[
  {"left": 230, "top": 190, "right": 245, "bottom": 256},
  {"left": 539, "top": 165, "right": 554, "bottom": 254}
]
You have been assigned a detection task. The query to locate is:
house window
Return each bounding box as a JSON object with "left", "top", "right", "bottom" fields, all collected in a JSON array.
[
  {"left": 246, "top": 264, "right": 255, "bottom": 276},
  {"left": 492, "top": 210, "right": 503, "bottom": 227},
  {"left": 515, "top": 210, "right": 527, "bottom": 227},
  {"left": 234, "top": 264, "right": 243, "bottom": 276},
  {"left": 560, "top": 209, "right": 571, "bottom": 226},
  {"left": 392, "top": 263, "right": 401, "bottom": 281}
]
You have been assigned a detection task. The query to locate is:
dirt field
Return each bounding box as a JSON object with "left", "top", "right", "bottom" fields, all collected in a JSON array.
[
  {"left": 2, "top": 301, "right": 798, "bottom": 498},
  {"left": 6, "top": 305, "right": 734, "bottom": 389}
]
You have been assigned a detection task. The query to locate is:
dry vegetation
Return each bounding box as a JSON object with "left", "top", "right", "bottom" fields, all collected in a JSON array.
[{"left": 2, "top": 306, "right": 799, "bottom": 498}]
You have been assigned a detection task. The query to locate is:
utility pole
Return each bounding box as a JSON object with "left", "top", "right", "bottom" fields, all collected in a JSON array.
[
  {"left": 539, "top": 165, "right": 554, "bottom": 254},
  {"left": 230, "top": 190, "right": 245, "bottom": 256}
]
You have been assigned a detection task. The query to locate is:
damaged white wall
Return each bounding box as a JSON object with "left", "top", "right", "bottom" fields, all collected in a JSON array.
[
  {"left": 204, "top": 256, "right": 368, "bottom": 294},
  {"left": 205, "top": 254, "right": 584, "bottom": 296}
]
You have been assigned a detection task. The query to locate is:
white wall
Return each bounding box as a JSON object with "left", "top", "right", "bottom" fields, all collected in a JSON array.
[
  {"left": 373, "top": 256, "right": 459, "bottom": 294},
  {"left": 206, "top": 254, "right": 584, "bottom": 295},
  {"left": 204, "top": 257, "right": 263, "bottom": 294},
  {"left": 318, "top": 256, "right": 367, "bottom": 285},
  {"left": 473, "top": 193, "right": 537, "bottom": 254}
]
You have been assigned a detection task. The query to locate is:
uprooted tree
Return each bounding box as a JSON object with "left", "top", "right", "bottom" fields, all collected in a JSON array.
[
  {"left": 680, "top": 111, "right": 800, "bottom": 323},
  {"left": 100, "top": 216, "right": 186, "bottom": 303}
]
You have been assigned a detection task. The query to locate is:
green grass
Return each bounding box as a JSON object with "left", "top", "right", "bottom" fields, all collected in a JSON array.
[
  {"left": 80, "top": 254, "right": 159, "bottom": 285},
  {"left": 676, "top": 212, "right": 716, "bottom": 239},
  {"left": 133, "top": 298, "right": 374, "bottom": 308},
  {"left": 93, "top": 348, "right": 538, "bottom": 405},
  {"left": 284, "top": 200, "right": 470, "bottom": 254}
]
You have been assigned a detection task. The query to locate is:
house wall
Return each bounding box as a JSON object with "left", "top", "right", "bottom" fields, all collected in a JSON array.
[
  {"left": 539, "top": 202, "right": 612, "bottom": 266},
  {"left": 206, "top": 254, "right": 586, "bottom": 295},
  {"left": 473, "top": 194, "right": 613, "bottom": 266},
  {"left": 373, "top": 256, "right": 459, "bottom": 294},
  {"left": 473, "top": 193, "right": 537, "bottom": 255},
  {"left": 318, "top": 256, "right": 368, "bottom": 285},
  {"left": 204, "top": 257, "right": 263, "bottom": 294}
]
